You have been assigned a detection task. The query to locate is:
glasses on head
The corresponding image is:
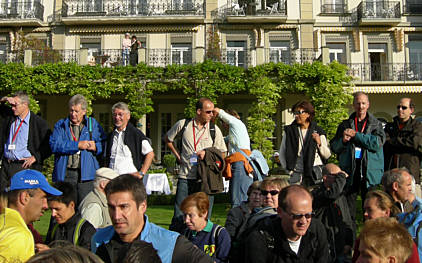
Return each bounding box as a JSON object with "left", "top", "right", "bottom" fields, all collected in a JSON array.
[
  {"left": 260, "top": 190, "right": 279, "bottom": 196},
  {"left": 287, "top": 211, "right": 314, "bottom": 220},
  {"left": 293, "top": 110, "right": 306, "bottom": 115},
  {"left": 397, "top": 105, "right": 408, "bottom": 110}
]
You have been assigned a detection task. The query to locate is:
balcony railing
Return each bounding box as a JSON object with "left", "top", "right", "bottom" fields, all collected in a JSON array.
[
  {"left": 0, "top": 1, "right": 44, "bottom": 20},
  {"left": 357, "top": 0, "right": 400, "bottom": 20},
  {"left": 32, "top": 49, "right": 80, "bottom": 65},
  {"left": 403, "top": 2, "right": 422, "bottom": 14},
  {"left": 62, "top": 0, "right": 204, "bottom": 17},
  {"left": 212, "top": 0, "right": 286, "bottom": 18},
  {"left": 0, "top": 50, "right": 23, "bottom": 64},
  {"left": 347, "top": 63, "right": 422, "bottom": 82},
  {"left": 147, "top": 48, "right": 193, "bottom": 67},
  {"left": 321, "top": 3, "right": 348, "bottom": 14},
  {"left": 264, "top": 48, "right": 320, "bottom": 64}
]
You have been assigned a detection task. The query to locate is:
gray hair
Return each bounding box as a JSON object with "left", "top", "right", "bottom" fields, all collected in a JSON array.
[
  {"left": 382, "top": 168, "right": 411, "bottom": 193},
  {"left": 69, "top": 94, "right": 88, "bottom": 110},
  {"left": 112, "top": 102, "right": 130, "bottom": 114},
  {"left": 93, "top": 176, "right": 109, "bottom": 189},
  {"left": 12, "top": 91, "right": 30, "bottom": 105},
  {"left": 353, "top": 91, "right": 369, "bottom": 103}
]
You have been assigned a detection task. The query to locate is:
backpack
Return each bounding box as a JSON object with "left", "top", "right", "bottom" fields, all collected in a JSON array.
[
  {"left": 50, "top": 218, "right": 87, "bottom": 246},
  {"left": 184, "top": 224, "right": 224, "bottom": 260},
  {"left": 234, "top": 147, "right": 269, "bottom": 181},
  {"left": 397, "top": 203, "right": 422, "bottom": 261},
  {"left": 175, "top": 118, "right": 216, "bottom": 155}
]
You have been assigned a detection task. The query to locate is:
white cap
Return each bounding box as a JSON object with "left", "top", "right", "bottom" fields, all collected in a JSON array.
[{"left": 96, "top": 168, "right": 119, "bottom": 180}]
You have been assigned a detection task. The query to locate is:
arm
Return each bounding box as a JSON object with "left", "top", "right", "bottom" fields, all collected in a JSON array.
[
  {"left": 215, "top": 228, "right": 231, "bottom": 263},
  {"left": 278, "top": 133, "right": 287, "bottom": 169},
  {"left": 330, "top": 121, "right": 348, "bottom": 155},
  {"left": 244, "top": 230, "right": 268, "bottom": 263},
  {"left": 89, "top": 119, "right": 106, "bottom": 156},
  {"left": 324, "top": 173, "right": 347, "bottom": 200},
  {"left": 80, "top": 203, "right": 103, "bottom": 229},
  {"left": 317, "top": 135, "right": 331, "bottom": 160},
  {"left": 313, "top": 219, "right": 331, "bottom": 263},
  {"left": 172, "top": 236, "right": 214, "bottom": 263},
  {"left": 165, "top": 120, "right": 185, "bottom": 163},
  {"left": 140, "top": 151, "right": 154, "bottom": 175},
  {"left": 78, "top": 222, "right": 97, "bottom": 251},
  {"left": 49, "top": 121, "right": 82, "bottom": 155},
  {"left": 224, "top": 207, "right": 243, "bottom": 240},
  {"left": 353, "top": 121, "right": 386, "bottom": 152},
  {"left": 389, "top": 122, "right": 422, "bottom": 152}
]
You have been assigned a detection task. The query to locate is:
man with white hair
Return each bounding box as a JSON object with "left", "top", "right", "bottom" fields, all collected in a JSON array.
[{"left": 79, "top": 167, "right": 119, "bottom": 228}]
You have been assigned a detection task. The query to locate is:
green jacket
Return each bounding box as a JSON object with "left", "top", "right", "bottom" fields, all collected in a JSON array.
[{"left": 330, "top": 112, "right": 385, "bottom": 188}]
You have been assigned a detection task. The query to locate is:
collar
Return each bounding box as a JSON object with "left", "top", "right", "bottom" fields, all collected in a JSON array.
[
  {"left": 114, "top": 126, "right": 127, "bottom": 134},
  {"left": 192, "top": 220, "right": 213, "bottom": 236},
  {"left": 60, "top": 212, "right": 80, "bottom": 228},
  {"left": 17, "top": 111, "right": 31, "bottom": 124}
]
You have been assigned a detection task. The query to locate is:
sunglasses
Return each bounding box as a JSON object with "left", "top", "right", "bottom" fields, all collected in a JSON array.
[
  {"left": 204, "top": 110, "right": 213, "bottom": 114},
  {"left": 293, "top": 110, "right": 307, "bottom": 115},
  {"left": 287, "top": 212, "right": 314, "bottom": 220},
  {"left": 260, "top": 190, "right": 279, "bottom": 196},
  {"left": 397, "top": 105, "right": 408, "bottom": 110}
]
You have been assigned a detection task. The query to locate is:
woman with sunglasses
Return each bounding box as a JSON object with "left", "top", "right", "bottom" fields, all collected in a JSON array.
[{"left": 279, "top": 100, "right": 331, "bottom": 186}]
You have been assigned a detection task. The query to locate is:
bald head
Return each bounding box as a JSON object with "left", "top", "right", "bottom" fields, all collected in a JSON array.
[{"left": 279, "top": 185, "right": 312, "bottom": 211}]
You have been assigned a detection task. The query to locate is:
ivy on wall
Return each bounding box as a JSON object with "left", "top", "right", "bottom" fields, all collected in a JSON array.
[{"left": 0, "top": 60, "right": 352, "bottom": 159}]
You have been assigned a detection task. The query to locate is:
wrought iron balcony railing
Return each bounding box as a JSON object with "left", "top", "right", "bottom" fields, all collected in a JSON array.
[
  {"left": 264, "top": 48, "right": 321, "bottom": 64},
  {"left": 357, "top": 0, "right": 400, "bottom": 20},
  {"left": 0, "top": 50, "right": 23, "bottom": 64},
  {"left": 0, "top": 1, "right": 44, "bottom": 20},
  {"left": 347, "top": 63, "right": 422, "bottom": 82},
  {"left": 147, "top": 48, "right": 193, "bottom": 67},
  {"left": 32, "top": 49, "right": 80, "bottom": 65},
  {"left": 212, "top": 0, "right": 286, "bottom": 18},
  {"left": 403, "top": 2, "right": 422, "bottom": 14},
  {"left": 321, "top": 3, "right": 348, "bottom": 14},
  {"left": 62, "top": 0, "right": 204, "bottom": 17}
]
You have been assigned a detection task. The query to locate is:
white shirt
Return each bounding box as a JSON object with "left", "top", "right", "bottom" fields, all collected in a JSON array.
[
  {"left": 109, "top": 128, "right": 153, "bottom": 175},
  {"left": 287, "top": 236, "right": 302, "bottom": 254}
]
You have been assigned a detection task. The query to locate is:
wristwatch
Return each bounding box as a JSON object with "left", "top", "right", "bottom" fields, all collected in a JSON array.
[{"left": 139, "top": 171, "right": 145, "bottom": 178}]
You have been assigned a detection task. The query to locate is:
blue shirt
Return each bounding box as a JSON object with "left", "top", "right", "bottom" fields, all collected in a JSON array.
[
  {"left": 219, "top": 109, "right": 250, "bottom": 155},
  {"left": 4, "top": 113, "right": 31, "bottom": 160}
]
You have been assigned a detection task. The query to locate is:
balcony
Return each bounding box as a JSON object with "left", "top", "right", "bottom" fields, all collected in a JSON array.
[
  {"left": 0, "top": 1, "right": 44, "bottom": 26},
  {"left": 347, "top": 63, "right": 422, "bottom": 82},
  {"left": 403, "top": 2, "right": 422, "bottom": 15},
  {"left": 357, "top": 0, "right": 400, "bottom": 25},
  {"left": 61, "top": 0, "right": 204, "bottom": 25},
  {"left": 147, "top": 48, "right": 193, "bottom": 67},
  {"left": 264, "top": 48, "right": 320, "bottom": 64},
  {"left": 212, "top": 0, "right": 286, "bottom": 23},
  {"left": 320, "top": 3, "right": 348, "bottom": 14},
  {"left": 32, "top": 49, "right": 80, "bottom": 66},
  {"left": 0, "top": 50, "right": 23, "bottom": 64}
]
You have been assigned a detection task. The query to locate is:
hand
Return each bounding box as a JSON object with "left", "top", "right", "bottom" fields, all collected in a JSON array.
[
  {"left": 86, "top": 140, "right": 96, "bottom": 152},
  {"left": 344, "top": 128, "right": 357, "bottom": 138},
  {"left": 131, "top": 171, "right": 144, "bottom": 179},
  {"left": 342, "top": 131, "right": 351, "bottom": 143},
  {"left": 1, "top": 96, "right": 16, "bottom": 105},
  {"left": 311, "top": 132, "right": 321, "bottom": 146},
  {"left": 35, "top": 243, "right": 50, "bottom": 253},
  {"left": 78, "top": 140, "right": 90, "bottom": 150},
  {"left": 197, "top": 150, "right": 206, "bottom": 160},
  {"left": 343, "top": 245, "right": 352, "bottom": 255},
  {"left": 20, "top": 156, "right": 36, "bottom": 168},
  {"left": 213, "top": 107, "right": 220, "bottom": 117}
]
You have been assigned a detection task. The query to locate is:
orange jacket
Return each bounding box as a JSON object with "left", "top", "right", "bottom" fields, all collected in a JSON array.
[{"left": 224, "top": 149, "right": 254, "bottom": 179}]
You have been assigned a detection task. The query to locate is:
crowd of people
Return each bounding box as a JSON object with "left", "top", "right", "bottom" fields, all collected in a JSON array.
[{"left": 0, "top": 91, "right": 421, "bottom": 263}]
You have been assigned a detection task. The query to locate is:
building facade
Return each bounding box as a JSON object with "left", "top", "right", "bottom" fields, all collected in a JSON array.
[{"left": 0, "top": 0, "right": 421, "bottom": 160}]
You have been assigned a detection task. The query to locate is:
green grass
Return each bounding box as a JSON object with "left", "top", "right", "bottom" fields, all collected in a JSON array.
[{"left": 32, "top": 203, "right": 232, "bottom": 239}]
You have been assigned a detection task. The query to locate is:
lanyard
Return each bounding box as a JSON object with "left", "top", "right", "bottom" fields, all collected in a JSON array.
[
  {"left": 354, "top": 117, "right": 368, "bottom": 133},
  {"left": 11, "top": 118, "right": 24, "bottom": 144},
  {"left": 69, "top": 125, "right": 79, "bottom": 142},
  {"left": 193, "top": 121, "right": 207, "bottom": 152}
]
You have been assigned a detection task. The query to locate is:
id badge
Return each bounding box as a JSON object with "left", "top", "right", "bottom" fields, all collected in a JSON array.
[
  {"left": 76, "top": 150, "right": 81, "bottom": 155},
  {"left": 355, "top": 147, "right": 362, "bottom": 159},
  {"left": 189, "top": 153, "right": 198, "bottom": 165},
  {"left": 8, "top": 144, "right": 16, "bottom": 150}
]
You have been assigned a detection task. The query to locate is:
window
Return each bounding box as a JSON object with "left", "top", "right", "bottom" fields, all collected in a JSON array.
[
  {"left": 327, "top": 43, "right": 346, "bottom": 64},
  {"left": 322, "top": 0, "right": 345, "bottom": 13},
  {"left": 227, "top": 41, "right": 246, "bottom": 68},
  {"left": 269, "top": 41, "right": 290, "bottom": 64},
  {"left": 80, "top": 41, "right": 101, "bottom": 64},
  {"left": 408, "top": 40, "right": 422, "bottom": 64},
  {"left": 171, "top": 43, "right": 192, "bottom": 65},
  {"left": 0, "top": 43, "right": 6, "bottom": 63}
]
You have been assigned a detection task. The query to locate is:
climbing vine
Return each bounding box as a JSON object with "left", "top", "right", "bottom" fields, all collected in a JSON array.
[{"left": 0, "top": 60, "right": 352, "bottom": 159}]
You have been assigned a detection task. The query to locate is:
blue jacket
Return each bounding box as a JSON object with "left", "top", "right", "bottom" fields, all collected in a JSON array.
[
  {"left": 50, "top": 116, "right": 105, "bottom": 182},
  {"left": 330, "top": 112, "right": 385, "bottom": 188},
  {"left": 92, "top": 215, "right": 179, "bottom": 263}
]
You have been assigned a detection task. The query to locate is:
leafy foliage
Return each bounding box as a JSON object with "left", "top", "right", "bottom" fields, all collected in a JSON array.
[{"left": 0, "top": 60, "right": 352, "bottom": 161}]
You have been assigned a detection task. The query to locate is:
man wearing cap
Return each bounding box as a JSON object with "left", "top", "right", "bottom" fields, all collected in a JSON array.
[
  {"left": 0, "top": 169, "right": 62, "bottom": 262},
  {"left": 79, "top": 167, "right": 119, "bottom": 228}
]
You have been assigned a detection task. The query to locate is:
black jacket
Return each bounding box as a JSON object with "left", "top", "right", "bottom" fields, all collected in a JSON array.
[
  {"left": 0, "top": 103, "right": 51, "bottom": 166},
  {"left": 104, "top": 122, "right": 148, "bottom": 171},
  {"left": 197, "top": 147, "right": 225, "bottom": 195},
  {"left": 312, "top": 173, "right": 354, "bottom": 260},
  {"left": 46, "top": 213, "right": 96, "bottom": 250},
  {"left": 244, "top": 216, "right": 330, "bottom": 263},
  {"left": 384, "top": 116, "right": 422, "bottom": 183}
]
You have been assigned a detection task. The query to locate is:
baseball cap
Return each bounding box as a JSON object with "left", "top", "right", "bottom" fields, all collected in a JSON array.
[
  {"left": 96, "top": 168, "right": 119, "bottom": 180},
  {"left": 6, "top": 169, "right": 62, "bottom": 196}
]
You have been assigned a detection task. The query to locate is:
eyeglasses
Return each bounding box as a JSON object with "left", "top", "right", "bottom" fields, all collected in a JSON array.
[
  {"left": 204, "top": 110, "right": 213, "bottom": 114},
  {"left": 397, "top": 105, "right": 408, "bottom": 110},
  {"left": 287, "top": 211, "right": 314, "bottom": 220},
  {"left": 293, "top": 110, "right": 307, "bottom": 115},
  {"left": 260, "top": 190, "right": 279, "bottom": 196},
  {"left": 10, "top": 103, "right": 21, "bottom": 108}
]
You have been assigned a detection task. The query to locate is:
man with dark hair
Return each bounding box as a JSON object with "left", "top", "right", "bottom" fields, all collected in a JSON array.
[
  {"left": 384, "top": 97, "right": 422, "bottom": 196},
  {"left": 0, "top": 91, "right": 51, "bottom": 191},
  {"left": 381, "top": 168, "right": 414, "bottom": 214},
  {"left": 50, "top": 94, "right": 106, "bottom": 204},
  {"left": 165, "top": 98, "right": 227, "bottom": 231},
  {"left": 36, "top": 182, "right": 96, "bottom": 252},
  {"left": 0, "top": 169, "right": 62, "bottom": 262},
  {"left": 244, "top": 185, "right": 330, "bottom": 263},
  {"left": 104, "top": 102, "right": 154, "bottom": 179},
  {"left": 124, "top": 240, "right": 162, "bottom": 263},
  {"left": 330, "top": 92, "right": 385, "bottom": 229},
  {"left": 92, "top": 174, "right": 213, "bottom": 263}
]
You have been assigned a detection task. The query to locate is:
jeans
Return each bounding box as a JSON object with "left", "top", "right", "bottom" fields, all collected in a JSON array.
[
  {"left": 64, "top": 168, "right": 94, "bottom": 205},
  {"left": 122, "top": 49, "right": 130, "bottom": 66},
  {"left": 230, "top": 161, "right": 253, "bottom": 207},
  {"left": 169, "top": 178, "right": 214, "bottom": 233}
]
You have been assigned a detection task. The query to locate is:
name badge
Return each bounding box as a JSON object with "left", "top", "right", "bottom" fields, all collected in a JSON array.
[
  {"left": 76, "top": 150, "right": 81, "bottom": 155},
  {"left": 190, "top": 153, "right": 198, "bottom": 165},
  {"left": 355, "top": 147, "right": 362, "bottom": 159},
  {"left": 8, "top": 144, "right": 16, "bottom": 150}
]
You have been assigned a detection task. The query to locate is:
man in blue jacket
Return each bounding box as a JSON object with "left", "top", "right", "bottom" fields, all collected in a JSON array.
[
  {"left": 50, "top": 94, "right": 106, "bottom": 204},
  {"left": 330, "top": 91, "right": 385, "bottom": 234}
]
